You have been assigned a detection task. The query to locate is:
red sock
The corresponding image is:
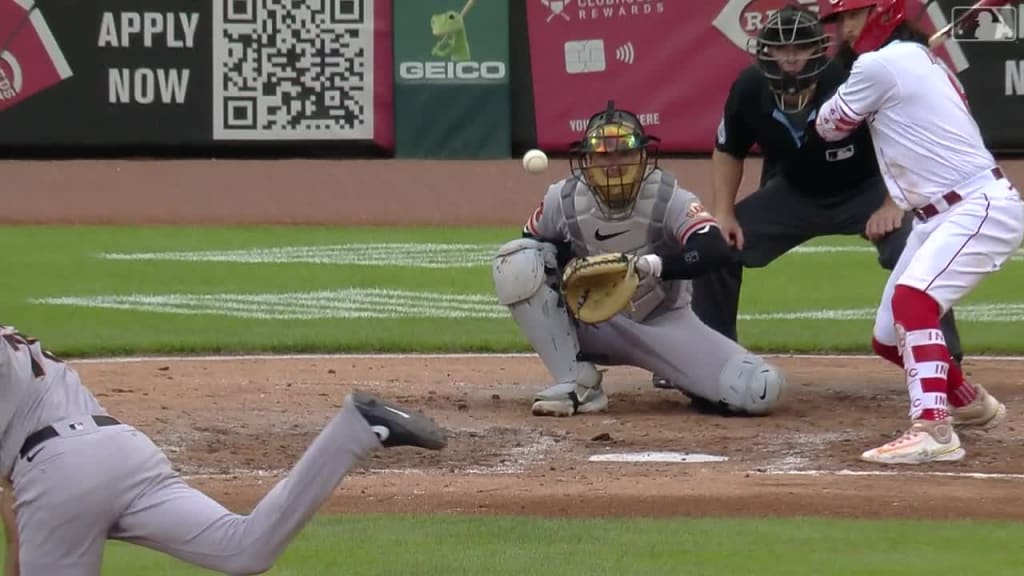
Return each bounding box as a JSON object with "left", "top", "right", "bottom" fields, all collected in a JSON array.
[
  {"left": 891, "top": 285, "right": 950, "bottom": 421},
  {"left": 872, "top": 337, "right": 902, "bottom": 367},
  {"left": 946, "top": 361, "right": 978, "bottom": 408}
]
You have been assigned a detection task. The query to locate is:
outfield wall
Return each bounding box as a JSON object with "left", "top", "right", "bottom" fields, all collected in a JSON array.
[{"left": 0, "top": 0, "right": 1021, "bottom": 158}]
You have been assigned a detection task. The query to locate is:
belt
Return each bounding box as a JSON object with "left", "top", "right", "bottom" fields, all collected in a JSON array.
[
  {"left": 19, "top": 415, "right": 120, "bottom": 459},
  {"left": 912, "top": 167, "right": 1006, "bottom": 222}
]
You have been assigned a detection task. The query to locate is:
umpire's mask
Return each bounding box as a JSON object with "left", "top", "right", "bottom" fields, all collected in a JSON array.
[
  {"left": 569, "top": 101, "right": 660, "bottom": 220},
  {"left": 750, "top": 5, "right": 832, "bottom": 113}
]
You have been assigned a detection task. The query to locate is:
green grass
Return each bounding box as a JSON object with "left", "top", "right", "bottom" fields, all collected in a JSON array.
[
  {"left": 4, "top": 515, "right": 1020, "bottom": 575},
  {"left": 2, "top": 225, "right": 1022, "bottom": 356}
]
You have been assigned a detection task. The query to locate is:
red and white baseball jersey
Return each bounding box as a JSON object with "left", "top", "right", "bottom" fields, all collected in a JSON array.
[{"left": 815, "top": 40, "right": 997, "bottom": 210}]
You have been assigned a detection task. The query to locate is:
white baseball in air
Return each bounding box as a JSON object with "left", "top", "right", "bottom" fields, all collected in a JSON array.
[{"left": 522, "top": 148, "right": 549, "bottom": 174}]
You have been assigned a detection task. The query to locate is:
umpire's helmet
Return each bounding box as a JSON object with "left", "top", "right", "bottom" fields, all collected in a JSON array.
[
  {"left": 751, "top": 5, "right": 832, "bottom": 112},
  {"left": 569, "top": 100, "right": 661, "bottom": 220}
]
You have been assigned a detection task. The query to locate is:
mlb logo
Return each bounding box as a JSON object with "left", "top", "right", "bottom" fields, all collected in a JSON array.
[
  {"left": 69, "top": 421, "right": 85, "bottom": 431},
  {"left": 950, "top": 6, "right": 1017, "bottom": 42},
  {"left": 564, "top": 39, "right": 606, "bottom": 74}
]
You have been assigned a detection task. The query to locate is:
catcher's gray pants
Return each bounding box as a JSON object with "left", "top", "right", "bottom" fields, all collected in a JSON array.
[
  {"left": 576, "top": 304, "right": 749, "bottom": 403},
  {"left": 11, "top": 396, "right": 380, "bottom": 576}
]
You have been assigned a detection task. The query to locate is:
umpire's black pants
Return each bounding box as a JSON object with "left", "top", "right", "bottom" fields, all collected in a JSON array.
[{"left": 691, "top": 175, "right": 964, "bottom": 362}]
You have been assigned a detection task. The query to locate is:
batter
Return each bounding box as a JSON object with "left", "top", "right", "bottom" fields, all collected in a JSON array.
[{"left": 816, "top": 0, "right": 1021, "bottom": 464}]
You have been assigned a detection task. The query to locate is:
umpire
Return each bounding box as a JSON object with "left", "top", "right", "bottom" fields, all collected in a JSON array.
[{"left": 690, "top": 4, "right": 963, "bottom": 363}]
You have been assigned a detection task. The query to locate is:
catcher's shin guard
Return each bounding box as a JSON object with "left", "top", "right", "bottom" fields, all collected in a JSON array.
[
  {"left": 718, "top": 353, "right": 787, "bottom": 415},
  {"left": 493, "top": 239, "right": 600, "bottom": 396}
]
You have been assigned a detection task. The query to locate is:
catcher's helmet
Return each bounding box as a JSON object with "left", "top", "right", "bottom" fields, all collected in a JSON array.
[
  {"left": 569, "top": 100, "right": 660, "bottom": 220},
  {"left": 818, "top": 0, "right": 906, "bottom": 54},
  {"left": 751, "top": 5, "right": 832, "bottom": 113}
]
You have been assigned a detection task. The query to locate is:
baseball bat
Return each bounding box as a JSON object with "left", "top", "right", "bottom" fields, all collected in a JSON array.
[{"left": 928, "top": 0, "right": 1013, "bottom": 47}]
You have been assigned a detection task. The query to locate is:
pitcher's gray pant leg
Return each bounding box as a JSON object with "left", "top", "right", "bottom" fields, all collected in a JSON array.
[
  {"left": 12, "top": 426, "right": 127, "bottom": 576},
  {"left": 110, "top": 396, "right": 380, "bottom": 575},
  {"left": 578, "top": 307, "right": 750, "bottom": 404}
]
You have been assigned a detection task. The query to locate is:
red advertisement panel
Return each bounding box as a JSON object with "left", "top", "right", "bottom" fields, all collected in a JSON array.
[
  {"left": 526, "top": 0, "right": 959, "bottom": 153},
  {"left": 0, "top": 0, "right": 73, "bottom": 112}
]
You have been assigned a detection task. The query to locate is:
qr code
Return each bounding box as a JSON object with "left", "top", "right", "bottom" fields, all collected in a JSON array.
[{"left": 213, "top": 0, "right": 374, "bottom": 140}]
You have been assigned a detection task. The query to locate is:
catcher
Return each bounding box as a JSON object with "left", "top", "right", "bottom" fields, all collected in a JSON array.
[{"left": 492, "top": 101, "right": 787, "bottom": 417}]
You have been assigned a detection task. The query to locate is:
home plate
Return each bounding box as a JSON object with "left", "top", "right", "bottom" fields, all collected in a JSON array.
[{"left": 588, "top": 451, "right": 729, "bottom": 464}]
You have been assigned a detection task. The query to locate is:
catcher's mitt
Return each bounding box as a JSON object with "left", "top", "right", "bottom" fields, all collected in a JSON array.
[{"left": 561, "top": 253, "right": 640, "bottom": 323}]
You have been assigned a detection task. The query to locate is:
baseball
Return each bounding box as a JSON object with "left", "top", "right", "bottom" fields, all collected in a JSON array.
[{"left": 522, "top": 149, "right": 549, "bottom": 174}]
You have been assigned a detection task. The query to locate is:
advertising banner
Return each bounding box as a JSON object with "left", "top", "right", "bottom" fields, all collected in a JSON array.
[
  {"left": 524, "top": 0, "right": 1020, "bottom": 153},
  {"left": 392, "top": 0, "right": 510, "bottom": 158},
  {"left": 0, "top": 0, "right": 388, "bottom": 147}
]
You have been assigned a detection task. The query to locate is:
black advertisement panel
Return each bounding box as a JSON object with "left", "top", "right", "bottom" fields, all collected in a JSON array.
[
  {"left": 0, "top": 0, "right": 379, "bottom": 147},
  {"left": 0, "top": 0, "right": 210, "bottom": 145}
]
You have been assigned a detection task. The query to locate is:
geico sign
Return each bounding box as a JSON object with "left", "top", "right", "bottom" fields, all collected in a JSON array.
[{"left": 399, "top": 61, "right": 507, "bottom": 81}]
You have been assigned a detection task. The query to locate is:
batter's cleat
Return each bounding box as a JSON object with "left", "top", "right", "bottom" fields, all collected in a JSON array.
[
  {"left": 860, "top": 419, "right": 965, "bottom": 465},
  {"left": 350, "top": 391, "right": 447, "bottom": 450},
  {"left": 951, "top": 384, "right": 1006, "bottom": 430}
]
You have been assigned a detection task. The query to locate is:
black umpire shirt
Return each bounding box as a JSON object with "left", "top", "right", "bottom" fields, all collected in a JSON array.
[{"left": 715, "top": 60, "right": 879, "bottom": 194}]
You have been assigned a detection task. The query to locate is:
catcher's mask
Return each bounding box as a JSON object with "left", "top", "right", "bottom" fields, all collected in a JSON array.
[
  {"left": 569, "top": 100, "right": 660, "bottom": 220},
  {"left": 749, "top": 5, "right": 832, "bottom": 113}
]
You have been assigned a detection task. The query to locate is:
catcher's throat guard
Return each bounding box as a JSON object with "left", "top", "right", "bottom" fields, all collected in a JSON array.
[{"left": 560, "top": 253, "right": 641, "bottom": 324}]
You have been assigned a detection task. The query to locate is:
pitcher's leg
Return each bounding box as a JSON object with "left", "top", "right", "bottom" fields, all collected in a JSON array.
[
  {"left": 11, "top": 431, "right": 127, "bottom": 576},
  {"left": 112, "top": 394, "right": 441, "bottom": 575}
]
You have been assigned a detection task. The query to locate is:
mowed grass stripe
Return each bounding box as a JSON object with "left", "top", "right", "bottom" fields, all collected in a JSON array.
[{"left": 19, "top": 515, "right": 1023, "bottom": 576}]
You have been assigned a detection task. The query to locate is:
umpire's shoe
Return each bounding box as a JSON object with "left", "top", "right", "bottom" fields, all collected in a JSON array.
[{"left": 350, "top": 391, "right": 447, "bottom": 450}]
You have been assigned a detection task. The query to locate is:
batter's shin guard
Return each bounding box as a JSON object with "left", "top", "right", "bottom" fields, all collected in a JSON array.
[{"left": 891, "top": 285, "right": 950, "bottom": 421}]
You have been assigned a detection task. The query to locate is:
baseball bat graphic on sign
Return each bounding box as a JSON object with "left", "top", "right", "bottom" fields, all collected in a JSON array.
[{"left": 928, "top": 0, "right": 1013, "bottom": 47}]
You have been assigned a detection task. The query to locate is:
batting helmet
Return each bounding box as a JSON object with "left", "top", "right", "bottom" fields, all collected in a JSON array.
[
  {"left": 819, "top": 0, "right": 906, "bottom": 54},
  {"left": 569, "top": 100, "right": 661, "bottom": 220},
  {"left": 751, "top": 5, "right": 832, "bottom": 113}
]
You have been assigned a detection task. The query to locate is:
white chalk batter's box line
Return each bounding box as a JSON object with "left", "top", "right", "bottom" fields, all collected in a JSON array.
[
  {"left": 97, "top": 243, "right": 1024, "bottom": 268},
  {"left": 31, "top": 290, "right": 1024, "bottom": 322}
]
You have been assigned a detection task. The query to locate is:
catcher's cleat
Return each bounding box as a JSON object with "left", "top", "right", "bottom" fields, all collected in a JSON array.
[
  {"left": 349, "top": 391, "right": 447, "bottom": 450},
  {"left": 860, "top": 419, "right": 965, "bottom": 465},
  {"left": 531, "top": 383, "right": 608, "bottom": 417},
  {"left": 951, "top": 384, "right": 1006, "bottom": 430}
]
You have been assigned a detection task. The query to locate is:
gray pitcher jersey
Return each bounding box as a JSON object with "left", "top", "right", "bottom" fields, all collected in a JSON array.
[
  {"left": 0, "top": 326, "right": 106, "bottom": 477},
  {"left": 524, "top": 168, "right": 716, "bottom": 320}
]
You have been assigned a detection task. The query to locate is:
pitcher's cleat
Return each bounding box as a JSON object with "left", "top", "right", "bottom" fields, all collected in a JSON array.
[{"left": 350, "top": 391, "right": 447, "bottom": 450}]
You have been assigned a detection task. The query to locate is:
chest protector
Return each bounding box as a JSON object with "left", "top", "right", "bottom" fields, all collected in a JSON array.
[{"left": 558, "top": 169, "right": 689, "bottom": 322}]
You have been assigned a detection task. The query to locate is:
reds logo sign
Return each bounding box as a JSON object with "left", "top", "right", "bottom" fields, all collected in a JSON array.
[
  {"left": 711, "top": 0, "right": 820, "bottom": 51},
  {"left": 0, "top": 51, "right": 23, "bottom": 101}
]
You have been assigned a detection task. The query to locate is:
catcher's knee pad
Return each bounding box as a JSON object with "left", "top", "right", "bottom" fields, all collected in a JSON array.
[
  {"left": 492, "top": 238, "right": 558, "bottom": 305},
  {"left": 718, "top": 353, "right": 787, "bottom": 416}
]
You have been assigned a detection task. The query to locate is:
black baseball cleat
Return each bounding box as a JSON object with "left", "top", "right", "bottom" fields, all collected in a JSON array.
[{"left": 350, "top": 391, "right": 447, "bottom": 450}]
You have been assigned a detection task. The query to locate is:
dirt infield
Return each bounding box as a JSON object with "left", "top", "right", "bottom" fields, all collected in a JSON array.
[{"left": 6, "top": 156, "right": 1024, "bottom": 520}]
